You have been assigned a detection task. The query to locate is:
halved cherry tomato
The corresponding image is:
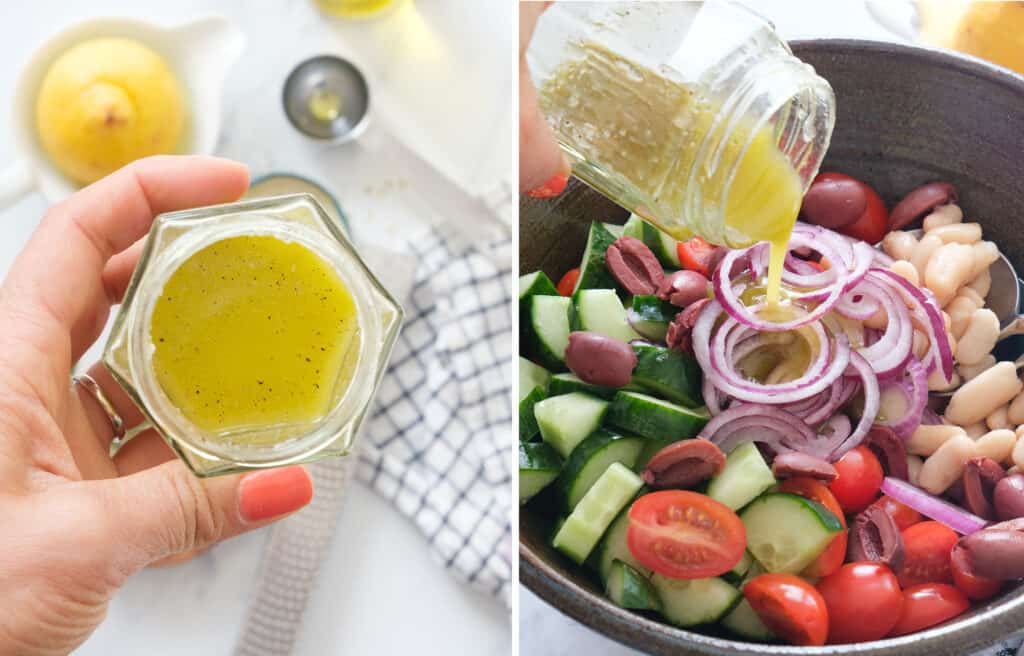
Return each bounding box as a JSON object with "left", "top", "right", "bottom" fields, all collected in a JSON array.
[
  {"left": 830, "top": 446, "right": 884, "bottom": 514},
  {"left": 556, "top": 268, "right": 580, "bottom": 296},
  {"left": 626, "top": 490, "right": 745, "bottom": 580},
  {"left": 950, "top": 543, "right": 1002, "bottom": 600},
  {"left": 779, "top": 477, "right": 847, "bottom": 578},
  {"left": 676, "top": 237, "right": 719, "bottom": 277},
  {"left": 888, "top": 583, "right": 970, "bottom": 637},
  {"left": 813, "top": 172, "right": 889, "bottom": 245},
  {"left": 817, "top": 562, "right": 903, "bottom": 644},
  {"left": 744, "top": 573, "right": 829, "bottom": 647},
  {"left": 898, "top": 521, "right": 959, "bottom": 588},
  {"left": 870, "top": 495, "right": 922, "bottom": 531}
]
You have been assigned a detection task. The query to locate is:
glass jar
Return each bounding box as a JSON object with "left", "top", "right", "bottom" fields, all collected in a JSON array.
[
  {"left": 314, "top": 0, "right": 407, "bottom": 20},
  {"left": 104, "top": 194, "right": 403, "bottom": 477},
  {"left": 528, "top": 0, "right": 835, "bottom": 247}
]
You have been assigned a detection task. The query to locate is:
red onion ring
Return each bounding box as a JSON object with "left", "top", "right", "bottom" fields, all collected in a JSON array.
[{"left": 874, "top": 359, "right": 928, "bottom": 439}]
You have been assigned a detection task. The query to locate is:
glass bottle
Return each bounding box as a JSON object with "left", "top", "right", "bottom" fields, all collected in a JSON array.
[{"left": 527, "top": 0, "right": 835, "bottom": 248}]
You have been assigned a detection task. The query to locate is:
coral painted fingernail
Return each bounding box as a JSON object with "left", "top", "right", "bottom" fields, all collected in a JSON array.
[
  {"left": 239, "top": 466, "right": 313, "bottom": 522},
  {"left": 527, "top": 173, "right": 569, "bottom": 199}
]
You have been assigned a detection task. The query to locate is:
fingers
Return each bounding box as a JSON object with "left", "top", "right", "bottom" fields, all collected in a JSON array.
[
  {"left": 112, "top": 430, "right": 176, "bottom": 477},
  {"left": 102, "top": 238, "right": 146, "bottom": 304},
  {"left": 519, "top": 3, "right": 570, "bottom": 192}
]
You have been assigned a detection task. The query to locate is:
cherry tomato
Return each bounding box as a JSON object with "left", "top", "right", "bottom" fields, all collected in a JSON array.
[
  {"left": 744, "top": 573, "right": 829, "bottom": 647},
  {"left": 676, "top": 237, "right": 720, "bottom": 277},
  {"left": 556, "top": 268, "right": 580, "bottom": 296},
  {"left": 888, "top": 583, "right": 970, "bottom": 637},
  {"left": 871, "top": 495, "right": 922, "bottom": 531},
  {"left": 817, "top": 562, "right": 903, "bottom": 644},
  {"left": 813, "top": 172, "right": 889, "bottom": 245},
  {"left": 899, "top": 521, "right": 959, "bottom": 588},
  {"left": 830, "top": 446, "right": 884, "bottom": 514},
  {"left": 950, "top": 543, "right": 1002, "bottom": 600},
  {"left": 779, "top": 477, "right": 847, "bottom": 578},
  {"left": 626, "top": 490, "right": 745, "bottom": 579}
]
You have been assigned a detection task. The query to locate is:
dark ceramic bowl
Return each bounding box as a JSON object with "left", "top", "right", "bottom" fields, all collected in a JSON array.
[{"left": 520, "top": 40, "right": 1024, "bottom": 655}]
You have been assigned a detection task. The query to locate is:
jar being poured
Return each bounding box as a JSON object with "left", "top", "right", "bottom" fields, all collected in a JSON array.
[{"left": 528, "top": 0, "right": 835, "bottom": 307}]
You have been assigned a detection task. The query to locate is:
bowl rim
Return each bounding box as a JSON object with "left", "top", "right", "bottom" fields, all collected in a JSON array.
[{"left": 520, "top": 37, "right": 1024, "bottom": 655}]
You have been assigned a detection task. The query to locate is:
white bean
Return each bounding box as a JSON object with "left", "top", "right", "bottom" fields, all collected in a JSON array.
[
  {"left": 912, "top": 233, "right": 944, "bottom": 281},
  {"left": 1017, "top": 425, "right": 1024, "bottom": 440},
  {"left": 963, "top": 422, "right": 989, "bottom": 439},
  {"left": 889, "top": 260, "right": 919, "bottom": 286},
  {"left": 919, "top": 435, "right": 976, "bottom": 494},
  {"left": 959, "top": 354, "right": 996, "bottom": 382},
  {"left": 987, "top": 404, "right": 1012, "bottom": 430},
  {"left": 971, "top": 241, "right": 1000, "bottom": 279},
  {"left": 1009, "top": 388, "right": 1024, "bottom": 425},
  {"left": 922, "top": 204, "right": 963, "bottom": 231},
  {"left": 864, "top": 309, "right": 888, "bottom": 330},
  {"left": 1010, "top": 465, "right": 1022, "bottom": 476},
  {"left": 957, "top": 286, "right": 985, "bottom": 309},
  {"left": 928, "top": 366, "right": 959, "bottom": 392},
  {"left": 912, "top": 329, "right": 930, "bottom": 360},
  {"left": 956, "top": 308, "right": 1000, "bottom": 366},
  {"left": 967, "top": 268, "right": 991, "bottom": 299},
  {"left": 907, "top": 454, "right": 924, "bottom": 486},
  {"left": 1013, "top": 436, "right": 1024, "bottom": 470},
  {"left": 946, "top": 362, "right": 1024, "bottom": 425},
  {"left": 908, "top": 424, "right": 967, "bottom": 456},
  {"left": 976, "top": 428, "right": 1017, "bottom": 463},
  {"left": 942, "top": 311, "right": 952, "bottom": 332},
  {"left": 928, "top": 222, "right": 983, "bottom": 244},
  {"left": 948, "top": 296, "right": 978, "bottom": 340},
  {"left": 925, "top": 242, "right": 975, "bottom": 307},
  {"left": 882, "top": 231, "right": 918, "bottom": 262}
]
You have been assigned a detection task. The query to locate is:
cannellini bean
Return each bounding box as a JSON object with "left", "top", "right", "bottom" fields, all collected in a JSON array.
[
  {"left": 957, "top": 286, "right": 986, "bottom": 309},
  {"left": 948, "top": 296, "right": 978, "bottom": 339},
  {"left": 946, "top": 362, "right": 1024, "bottom": 426},
  {"left": 912, "top": 233, "right": 944, "bottom": 280},
  {"left": 912, "top": 330, "right": 930, "bottom": 360},
  {"left": 1014, "top": 437, "right": 1024, "bottom": 470},
  {"left": 864, "top": 309, "right": 888, "bottom": 330},
  {"left": 942, "top": 311, "right": 953, "bottom": 332},
  {"left": 988, "top": 405, "right": 1012, "bottom": 430},
  {"left": 956, "top": 308, "right": 1000, "bottom": 365},
  {"left": 925, "top": 242, "right": 975, "bottom": 306},
  {"left": 959, "top": 354, "right": 997, "bottom": 382},
  {"left": 977, "top": 428, "right": 1017, "bottom": 463},
  {"left": 971, "top": 241, "right": 1000, "bottom": 278},
  {"left": 907, "top": 454, "right": 924, "bottom": 486},
  {"left": 964, "top": 422, "right": 989, "bottom": 439},
  {"left": 1009, "top": 389, "right": 1024, "bottom": 425},
  {"left": 928, "top": 222, "right": 983, "bottom": 244},
  {"left": 1018, "top": 425, "right": 1024, "bottom": 440},
  {"left": 919, "top": 435, "right": 976, "bottom": 494},
  {"left": 968, "top": 268, "right": 992, "bottom": 299},
  {"left": 922, "top": 204, "right": 964, "bottom": 231},
  {"left": 882, "top": 231, "right": 918, "bottom": 262},
  {"left": 908, "top": 424, "right": 967, "bottom": 456},
  {"left": 889, "top": 260, "right": 919, "bottom": 286},
  {"left": 1010, "top": 466, "right": 1023, "bottom": 476},
  {"left": 928, "top": 367, "right": 960, "bottom": 392}
]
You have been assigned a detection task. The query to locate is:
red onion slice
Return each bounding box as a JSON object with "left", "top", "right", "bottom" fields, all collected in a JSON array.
[
  {"left": 828, "top": 351, "right": 880, "bottom": 461},
  {"left": 872, "top": 268, "right": 955, "bottom": 382},
  {"left": 699, "top": 404, "right": 811, "bottom": 454},
  {"left": 874, "top": 360, "right": 928, "bottom": 439},
  {"left": 881, "top": 477, "right": 989, "bottom": 535}
]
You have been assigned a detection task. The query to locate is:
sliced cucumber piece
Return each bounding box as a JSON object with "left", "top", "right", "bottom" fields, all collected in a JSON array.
[
  {"left": 721, "top": 598, "right": 776, "bottom": 641},
  {"left": 519, "top": 270, "right": 559, "bottom": 301},
  {"left": 519, "top": 442, "right": 563, "bottom": 504},
  {"left": 631, "top": 343, "right": 703, "bottom": 407},
  {"left": 519, "top": 357, "right": 550, "bottom": 401},
  {"left": 548, "top": 372, "right": 617, "bottom": 400},
  {"left": 649, "top": 575, "right": 739, "bottom": 627},
  {"left": 741, "top": 493, "right": 843, "bottom": 574},
  {"left": 574, "top": 221, "right": 620, "bottom": 293},
  {"left": 574, "top": 289, "right": 641, "bottom": 343},
  {"left": 519, "top": 386, "right": 547, "bottom": 442},
  {"left": 535, "top": 392, "right": 610, "bottom": 458},
  {"left": 597, "top": 505, "right": 649, "bottom": 582},
  {"left": 635, "top": 437, "right": 674, "bottom": 473},
  {"left": 604, "top": 223, "right": 625, "bottom": 238},
  {"left": 722, "top": 550, "right": 754, "bottom": 585},
  {"left": 558, "top": 430, "right": 645, "bottom": 511},
  {"left": 621, "top": 214, "right": 645, "bottom": 240},
  {"left": 524, "top": 295, "right": 572, "bottom": 371},
  {"left": 552, "top": 462, "right": 643, "bottom": 564},
  {"left": 607, "top": 391, "right": 709, "bottom": 441},
  {"left": 606, "top": 560, "right": 661, "bottom": 611},
  {"left": 628, "top": 296, "right": 675, "bottom": 342},
  {"left": 706, "top": 442, "right": 776, "bottom": 511},
  {"left": 634, "top": 215, "right": 682, "bottom": 267}
]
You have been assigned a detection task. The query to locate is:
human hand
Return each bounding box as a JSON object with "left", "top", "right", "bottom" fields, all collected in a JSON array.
[
  {"left": 520, "top": 1, "right": 571, "bottom": 197},
  {"left": 0, "top": 156, "right": 314, "bottom": 656}
]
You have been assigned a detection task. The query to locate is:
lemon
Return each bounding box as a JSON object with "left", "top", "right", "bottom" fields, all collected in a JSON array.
[
  {"left": 917, "top": 1, "right": 1024, "bottom": 76},
  {"left": 35, "top": 38, "right": 186, "bottom": 185}
]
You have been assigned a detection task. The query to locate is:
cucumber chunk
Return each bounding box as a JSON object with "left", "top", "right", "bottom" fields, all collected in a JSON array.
[
  {"left": 631, "top": 343, "right": 703, "bottom": 406},
  {"left": 548, "top": 372, "right": 617, "bottom": 400},
  {"left": 558, "top": 430, "right": 645, "bottom": 511},
  {"left": 519, "top": 270, "right": 559, "bottom": 301},
  {"left": 721, "top": 599, "right": 776, "bottom": 641},
  {"left": 621, "top": 214, "right": 645, "bottom": 240},
  {"left": 722, "top": 550, "right": 754, "bottom": 585},
  {"left": 649, "top": 575, "right": 739, "bottom": 627},
  {"left": 519, "top": 357, "right": 550, "bottom": 401},
  {"left": 597, "top": 505, "right": 650, "bottom": 582},
  {"left": 628, "top": 296, "right": 675, "bottom": 342},
  {"left": 535, "top": 392, "right": 610, "bottom": 458},
  {"left": 741, "top": 493, "right": 843, "bottom": 574},
  {"left": 552, "top": 463, "right": 643, "bottom": 564},
  {"left": 524, "top": 295, "right": 572, "bottom": 371},
  {"left": 706, "top": 442, "right": 776, "bottom": 511},
  {"left": 634, "top": 437, "right": 674, "bottom": 473},
  {"left": 519, "top": 386, "right": 547, "bottom": 442},
  {"left": 627, "top": 214, "right": 682, "bottom": 267},
  {"left": 607, "top": 391, "right": 709, "bottom": 441},
  {"left": 574, "top": 222, "right": 620, "bottom": 293},
  {"left": 574, "top": 289, "right": 641, "bottom": 343},
  {"left": 519, "top": 442, "right": 563, "bottom": 504},
  {"left": 606, "top": 560, "right": 661, "bottom": 611}
]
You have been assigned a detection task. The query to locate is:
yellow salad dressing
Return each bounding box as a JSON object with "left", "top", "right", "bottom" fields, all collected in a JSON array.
[{"left": 150, "top": 235, "right": 360, "bottom": 434}]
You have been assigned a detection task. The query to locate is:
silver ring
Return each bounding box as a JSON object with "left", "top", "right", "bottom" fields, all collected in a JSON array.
[{"left": 72, "top": 373, "right": 126, "bottom": 442}]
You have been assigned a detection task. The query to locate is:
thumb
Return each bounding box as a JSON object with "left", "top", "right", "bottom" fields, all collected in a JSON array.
[{"left": 95, "top": 461, "right": 313, "bottom": 569}]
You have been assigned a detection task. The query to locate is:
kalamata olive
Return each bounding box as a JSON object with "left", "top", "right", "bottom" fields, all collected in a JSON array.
[
  {"left": 657, "top": 270, "right": 709, "bottom": 308},
  {"left": 642, "top": 438, "right": 726, "bottom": 489},
  {"left": 849, "top": 503, "right": 904, "bottom": 570},
  {"left": 666, "top": 298, "right": 710, "bottom": 354},
  {"left": 866, "top": 426, "right": 909, "bottom": 481},
  {"left": 889, "top": 182, "right": 959, "bottom": 230},
  {"left": 800, "top": 176, "right": 868, "bottom": 229},
  {"left": 963, "top": 457, "right": 1006, "bottom": 520},
  {"left": 564, "top": 331, "right": 637, "bottom": 388},
  {"left": 993, "top": 473, "right": 1024, "bottom": 521},
  {"left": 771, "top": 452, "right": 838, "bottom": 481},
  {"left": 605, "top": 236, "right": 664, "bottom": 295},
  {"left": 960, "top": 528, "right": 1024, "bottom": 580}
]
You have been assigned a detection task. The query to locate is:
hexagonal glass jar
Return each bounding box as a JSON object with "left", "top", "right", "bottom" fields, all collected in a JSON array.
[{"left": 104, "top": 193, "right": 403, "bottom": 477}]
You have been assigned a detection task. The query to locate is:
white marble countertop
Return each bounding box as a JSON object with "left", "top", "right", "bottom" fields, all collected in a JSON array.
[
  {"left": 519, "top": 2, "right": 904, "bottom": 654},
  {"left": 0, "top": 1, "right": 513, "bottom": 655}
]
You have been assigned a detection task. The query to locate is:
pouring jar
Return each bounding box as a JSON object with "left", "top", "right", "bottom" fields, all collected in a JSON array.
[{"left": 527, "top": 0, "right": 835, "bottom": 247}]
